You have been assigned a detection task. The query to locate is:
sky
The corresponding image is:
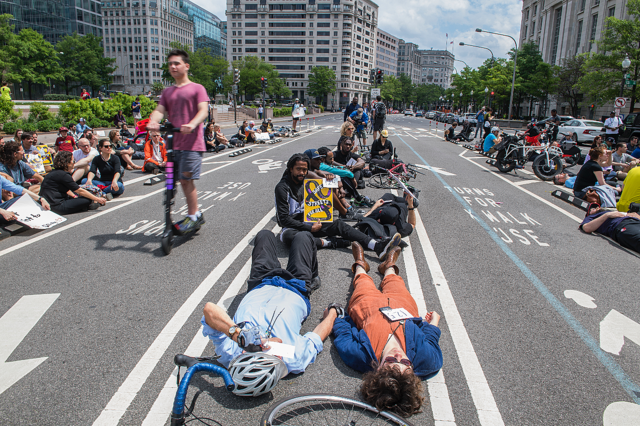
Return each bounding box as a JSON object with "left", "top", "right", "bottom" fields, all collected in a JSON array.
[{"left": 189, "top": 0, "right": 523, "bottom": 70}]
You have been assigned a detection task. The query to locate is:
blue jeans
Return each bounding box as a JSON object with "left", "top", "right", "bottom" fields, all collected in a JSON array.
[
  {"left": 82, "top": 179, "right": 124, "bottom": 195},
  {"left": 475, "top": 122, "right": 483, "bottom": 138}
]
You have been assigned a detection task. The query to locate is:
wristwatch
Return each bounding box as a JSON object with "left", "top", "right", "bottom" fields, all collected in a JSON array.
[
  {"left": 228, "top": 325, "right": 241, "bottom": 339},
  {"left": 37, "top": 196, "right": 42, "bottom": 203}
]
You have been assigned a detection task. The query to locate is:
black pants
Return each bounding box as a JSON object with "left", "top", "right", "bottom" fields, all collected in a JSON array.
[
  {"left": 51, "top": 197, "right": 92, "bottom": 214},
  {"left": 247, "top": 229, "right": 318, "bottom": 292},
  {"left": 144, "top": 162, "right": 163, "bottom": 173},
  {"left": 282, "top": 219, "right": 372, "bottom": 250},
  {"left": 613, "top": 220, "right": 640, "bottom": 254},
  {"left": 341, "top": 173, "right": 362, "bottom": 199}
]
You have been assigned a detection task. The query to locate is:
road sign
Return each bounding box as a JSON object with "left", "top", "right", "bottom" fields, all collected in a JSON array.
[
  {"left": 614, "top": 97, "right": 626, "bottom": 108},
  {"left": 371, "top": 88, "right": 381, "bottom": 97},
  {"left": 232, "top": 85, "right": 238, "bottom": 94}
]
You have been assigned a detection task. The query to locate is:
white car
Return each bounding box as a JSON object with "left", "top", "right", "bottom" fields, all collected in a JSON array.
[
  {"left": 559, "top": 119, "right": 605, "bottom": 145},
  {"left": 404, "top": 110, "right": 414, "bottom": 116}
]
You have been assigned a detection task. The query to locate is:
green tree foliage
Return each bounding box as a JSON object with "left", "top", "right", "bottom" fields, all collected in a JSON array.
[
  {"left": 307, "top": 66, "right": 336, "bottom": 106},
  {"left": 579, "top": 0, "right": 640, "bottom": 114},
  {"left": 555, "top": 56, "right": 586, "bottom": 117},
  {"left": 0, "top": 14, "right": 21, "bottom": 84},
  {"left": 161, "top": 42, "right": 229, "bottom": 96},
  {"left": 397, "top": 74, "right": 415, "bottom": 105},
  {"left": 380, "top": 75, "right": 401, "bottom": 104},
  {"left": 232, "top": 56, "right": 290, "bottom": 99},
  {"left": 151, "top": 81, "right": 164, "bottom": 95},
  {"left": 415, "top": 83, "right": 445, "bottom": 109},
  {"left": 512, "top": 42, "right": 556, "bottom": 117}
]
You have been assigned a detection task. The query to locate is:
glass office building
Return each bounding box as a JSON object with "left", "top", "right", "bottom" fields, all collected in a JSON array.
[{"left": 180, "top": 0, "right": 225, "bottom": 57}]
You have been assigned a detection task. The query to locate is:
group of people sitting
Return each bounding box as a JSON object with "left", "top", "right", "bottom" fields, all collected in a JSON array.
[{"left": 200, "top": 149, "right": 442, "bottom": 418}]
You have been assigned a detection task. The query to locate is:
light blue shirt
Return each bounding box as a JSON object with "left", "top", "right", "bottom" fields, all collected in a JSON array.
[
  {"left": 201, "top": 285, "right": 323, "bottom": 375},
  {"left": 0, "top": 175, "right": 25, "bottom": 196},
  {"left": 483, "top": 133, "right": 497, "bottom": 153},
  {"left": 76, "top": 123, "right": 91, "bottom": 134}
]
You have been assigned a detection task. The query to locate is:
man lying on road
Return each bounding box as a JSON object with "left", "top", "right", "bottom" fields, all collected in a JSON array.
[{"left": 580, "top": 203, "right": 640, "bottom": 253}]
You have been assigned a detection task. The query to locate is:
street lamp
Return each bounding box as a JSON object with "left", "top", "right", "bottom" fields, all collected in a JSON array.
[
  {"left": 484, "top": 86, "right": 488, "bottom": 107},
  {"left": 477, "top": 28, "right": 518, "bottom": 124},
  {"left": 470, "top": 89, "right": 474, "bottom": 112},
  {"left": 455, "top": 59, "right": 469, "bottom": 69},
  {"left": 459, "top": 42, "right": 495, "bottom": 67},
  {"left": 620, "top": 54, "right": 631, "bottom": 97}
]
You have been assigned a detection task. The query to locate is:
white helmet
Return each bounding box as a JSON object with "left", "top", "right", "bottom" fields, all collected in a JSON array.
[
  {"left": 491, "top": 126, "right": 499, "bottom": 133},
  {"left": 229, "top": 352, "right": 288, "bottom": 397}
]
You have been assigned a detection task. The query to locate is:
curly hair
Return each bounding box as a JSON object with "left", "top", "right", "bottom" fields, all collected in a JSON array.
[
  {"left": 360, "top": 365, "right": 424, "bottom": 417},
  {"left": 53, "top": 150, "right": 73, "bottom": 171},
  {"left": 0, "top": 140, "right": 21, "bottom": 167},
  {"left": 589, "top": 145, "right": 605, "bottom": 161}
]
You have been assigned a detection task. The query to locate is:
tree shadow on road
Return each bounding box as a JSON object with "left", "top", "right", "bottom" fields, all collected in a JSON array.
[{"left": 87, "top": 231, "right": 197, "bottom": 257}]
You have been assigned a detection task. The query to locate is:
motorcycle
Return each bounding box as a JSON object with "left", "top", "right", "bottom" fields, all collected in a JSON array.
[{"left": 489, "top": 132, "right": 565, "bottom": 181}]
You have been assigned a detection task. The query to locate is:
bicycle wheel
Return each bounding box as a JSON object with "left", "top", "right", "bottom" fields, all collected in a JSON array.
[
  {"left": 368, "top": 174, "right": 399, "bottom": 189},
  {"left": 260, "top": 394, "right": 415, "bottom": 426}
]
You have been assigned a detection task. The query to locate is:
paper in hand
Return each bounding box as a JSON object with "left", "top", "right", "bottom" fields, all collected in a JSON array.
[
  {"left": 323, "top": 177, "right": 340, "bottom": 188},
  {"left": 264, "top": 341, "right": 296, "bottom": 359}
]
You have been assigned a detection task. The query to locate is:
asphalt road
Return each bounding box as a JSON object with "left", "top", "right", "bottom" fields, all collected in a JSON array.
[{"left": 1, "top": 113, "right": 639, "bottom": 426}]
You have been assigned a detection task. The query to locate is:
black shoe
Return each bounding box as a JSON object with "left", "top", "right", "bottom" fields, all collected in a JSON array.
[
  {"left": 307, "top": 275, "right": 321, "bottom": 294},
  {"left": 196, "top": 212, "right": 206, "bottom": 226},
  {"left": 88, "top": 202, "right": 100, "bottom": 210},
  {"left": 328, "top": 236, "right": 351, "bottom": 249},
  {"left": 340, "top": 208, "right": 361, "bottom": 221},
  {"left": 374, "top": 232, "right": 402, "bottom": 260}
]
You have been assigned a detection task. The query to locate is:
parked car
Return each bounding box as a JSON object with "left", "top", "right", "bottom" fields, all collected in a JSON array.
[
  {"left": 617, "top": 112, "right": 640, "bottom": 144},
  {"left": 445, "top": 113, "right": 456, "bottom": 124},
  {"left": 558, "top": 119, "right": 605, "bottom": 145},
  {"left": 404, "top": 110, "right": 415, "bottom": 116},
  {"left": 426, "top": 111, "right": 436, "bottom": 119},
  {"left": 463, "top": 113, "right": 478, "bottom": 127},
  {"left": 415, "top": 111, "right": 423, "bottom": 117}
]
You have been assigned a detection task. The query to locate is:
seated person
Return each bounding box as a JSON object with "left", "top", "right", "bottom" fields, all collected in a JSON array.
[
  {"left": 360, "top": 192, "right": 417, "bottom": 238},
  {"left": 371, "top": 130, "right": 393, "bottom": 160},
  {"left": 143, "top": 131, "right": 167, "bottom": 174},
  {"left": 334, "top": 137, "right": 366, "bottom": 191},
  {"left": 113, "top": 110, "right": 126, "bottom": 128},
  {"left": 75, "top": 118, "right": 91, "bottom": 136},
  {"left": 204, "top": 122, "right": 217, "bottom": 152},
  {"left": 523, "top": 123, "right": 541, "bottom": 146},
  {"left": 82, "top": 139, "right": 125, "bottom": 196},
  {"left": 201, "top": 229, "right": 337, "bottom": 395},
  {"left": 612, "top": 142, "right": 638, "bottom": 180},
  {"left": 573, "top": 146, "right": 621, "bottom": 199},
  {"left": 332, "top": 243, "right": 442, "bottom": 416},
  {"left": 483, "top": 127, "right": 501, "bottom": 154},
  {"left": 109, "top": 130, "right": 142, "bottom": 170},
  {"left": 245, "top": 121, "right": 266, "bottom": 143},
  {"left": 40, "top": 151, "right": 107, "bottom": 214},
  {"left": 119, "top": 124, "right": 133, "bottom": 139},
  {"left": 275, "top": 153, "right": 401, "bottom": 258},
  {"left": 445, "top": 122, "right": 464, "bottom": 142},
  {"left": 213, "top": 124, "right": 231, "bottom": 149},
  {"left": 71, "top": 138, "right": 99, "bottom": 182},
  {"left": 348, "top": 107, "right": 369, "bottom": 148},
  {"left": 55, "top": 127, "right": 77, "bottom": 153},
  {"left": 21, "top": 132, "right": 38, "bottom": 156},
  {"left": 235, "top": 120, "right": 248, "bottom": 142},
  {"left": 317, "top": 146, "right": 355, "bottom": 180},
  {"left": 0, "top": 140, "right": 43, "bottom": 193},
  {"left": 0, "top": 175, "right": 50, "bottom": 224},
  {"left": 626, "top": 136, "right": 639, "bottom": 156},
  {"left": 617, "top": 166, "right": 640, "bottom": 212},
  {"left": 580, "top": 204, "right": 640, "bottom": 253}
]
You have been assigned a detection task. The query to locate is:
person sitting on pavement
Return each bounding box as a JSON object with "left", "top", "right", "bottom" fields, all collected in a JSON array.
[
  {"left": 331, "top": 243, "right": 442, "bottom": 416},
  {"left": 75, "top": 118, "right": 91, "bottom": 136},
  {"left": 580, "top": 204, "right": 640, "bottom": 254},
  {"left": 0, "top": 140, "right": 43, "bottom": 193},
  {"left": 524, "top": 123, "right": 541, "bottom": 146},
  {"left": 143, "top": 131, "right": 167, "bottom": 174},
  {"left": 82, "top": 139, "right": 125, "bottom": 196},
  {"left": 275, "top": 153, "right": 401, "bottom": 257},
  {"left": 483, "top": 127, "right": 501, "bottom": 154},
  {"left": 337, "top": 121, "right": 358, "bottom": 153},
  {"left": 573, "top": 146, "right": 621, "bottom": 199},
  {"left": 40, "top": 151, "right": 107, "bottom": 214},
  {"left": 20, "top": 132, "right": 38, "bottom": 156},
  {"left": 71, "top": 138, "right": 99, "bottom": 182},
  {"left": 0, "top": 175, "right": 50, "bottom": 225},
  {"left": 204, "top": 122, "right": 218, "bottom": 152},
  {"left": 120, "top": 124, "right": 133, "bottom": 139},
  {"left": 617, "top": 166, "right": 640, "bottom": 212},
  {"left": 626, "top": 136, "right": 639, "bottom": 157},
  {"left": 55, "top": 127, "right": 77, "bottom": 153},
  {"left": 612, "top": 142, "right": 639, "bottom": 180},
  {"left": 213, "top": 124, "right": 232, "bottom": 149},
  {"left": 348, "top": 107, "right": 369, "bottom": 148},
  {"left": 445, "top": 122, "right": 462, "bottom": 142},
  {"left": 317, "top": 146, "right": 354, "bottom": 180},
  {"left": 245, "top": 121, "right": 263, "bottom": 144},
  {"left": 371, "top": 130, "right": 394, "bottom": 161},
  {"left": 334, "top": 135, "right": 365, "bottom": 187},
  {"left": 113, "top": 110, "right": 127, "bottom": 128},
  {"left": 360, "top": 192, "right": 417, "bottom": 238},
  {"left": 109, "top": 130, "right": 142, "bottom": 170},
  {"left": 201, "top": 229, "right": 337, "bottom": 396}
]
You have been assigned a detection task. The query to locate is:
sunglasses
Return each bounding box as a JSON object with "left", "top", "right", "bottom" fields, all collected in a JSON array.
[
  {"left": 102, "top": 144, "right": 112, "bottom": 148},
  {"left": 383, "top": 357, "right": 412, "bottom": 367}
]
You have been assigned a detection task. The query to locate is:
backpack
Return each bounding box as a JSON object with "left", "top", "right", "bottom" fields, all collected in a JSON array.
[{"left": 375, "top": 102, "right": 386, "bottom": 119}]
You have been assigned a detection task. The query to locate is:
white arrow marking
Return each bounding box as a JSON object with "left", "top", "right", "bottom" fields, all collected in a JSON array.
[
  {"left": 412, "top": 164, "right": 457, "bottom": 176},
  {"left": 258, "top": 161, "right": 283, "bottom": 173},
  {"left": 600, "top": 309, "right": 640, "bottom": 355},
  {"left": 0, "top": 293, "right": 59, "bottom": 395},
  {"left": 603, "top": 401, "right": 640, "bottom": 425},
  {"left": 563, "top": 290, "right": 597, "bottom": 309}
]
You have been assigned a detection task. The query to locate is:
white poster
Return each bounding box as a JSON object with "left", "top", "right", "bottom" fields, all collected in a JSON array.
[
  {"left": 292, "top": 106, "right": 306, "bottom": 119},
  {"left": 8, "top": 195, "right": 66, "bottom": 229}
]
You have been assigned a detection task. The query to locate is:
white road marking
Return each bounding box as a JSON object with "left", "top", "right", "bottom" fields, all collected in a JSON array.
[
  {"left": 564, "top": 290, "right": 597, "bottom": 309},
  {"left": 0, "top": 294, "right": 60, "bottom": 395},
  {"left": 604, "top": 401, "right": 640, "bottom": 425},
  {"left": 405, "top": 132, "right": 418, "bottom": 140},
  {"left": 512, "top": 180, "right": 540, "bottom": 186},
  {"left": 141, "top": 225, "right": 281, "bottom": 425},
  {"left": 412, "top": 164, "right": 456, "bottom": 176},
  {"left": 414, "top": 210, "right": 505, "bottom": 426},
  {"left": 600, "top": 310, "right": 640, "bottom": 356},
  {"left": 92, "top": 210, "right": 276, "bottom": 425},
  {"left": 387, "top": 127, "right": 396, "bottom": 130},
  {"left": 418, "top": 128, "right": 428, "bottom": 131}
]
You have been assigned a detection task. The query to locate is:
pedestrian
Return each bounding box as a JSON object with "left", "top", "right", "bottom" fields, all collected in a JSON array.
[
  {"left": 604, "top": 111, "right": 624, "bottom": 143},
  {"left": 131, "top": 96, "right": 142, "bottom": 127},
  {"left": 81, "top": 88, "right": 90, "bottom": 100},
  {"left": 475, "top": 107, "right": 485, "bottom": 139},
  {"left": 0, "top": 82, "right": 11, "bottom": 101},
  {"left": 292, "top": 98, "right": 302, "bottom": 132},
  {"left": 344, "top": 96, "right": 361, "bottom": 122},
  {"left": 371, "top": 95, "right": 386, "bottom": 141},
  {"left": 147, "top": 48, "right": 209, "bottom": 234},
  {"left": 258, "top": 104, "right": 264, "bottom": 120}
]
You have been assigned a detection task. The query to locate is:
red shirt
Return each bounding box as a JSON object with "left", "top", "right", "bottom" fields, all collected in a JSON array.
[{"left": 55, "top": 135, "right": 76, "bottom": 152}]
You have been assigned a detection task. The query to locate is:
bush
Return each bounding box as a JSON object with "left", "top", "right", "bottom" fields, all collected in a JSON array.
[
  {"left": 29, "top": 103, "right": 55, "bottom": 122},
  {"left": 36, "top": 119, "right": 63, "bottom": 132},
  {"left": 318, "top": 105, "right": 325, "bottom": 113},
  {"left": 87, "top": 118, "right": 110, "bottom": 128},
  {"left": 273, "top": 107, "right": 292, "bottom": 118},
  {"left": 44, "top": 94, "right": 80, "bottom": 101},
  {"left": 56, "top": 94, "right": 157, "bottom": 126},
  {"left": 3, "top": 119, "right": 37, "bottom": 134},
  {"left": 0, "top": 98, "right": 20, "bottom": 125}
]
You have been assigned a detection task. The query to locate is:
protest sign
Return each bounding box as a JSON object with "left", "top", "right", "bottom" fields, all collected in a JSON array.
[
  {"left": 303, "top": 179, "right": 333, "bottom": 222},
  {"left": 8, "top": 195, "right": 66, "bottom": 229}
]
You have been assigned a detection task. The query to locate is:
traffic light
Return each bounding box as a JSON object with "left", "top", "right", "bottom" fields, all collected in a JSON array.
[
  {"left": 261, "top": 77, "right": 268, "bottom": 89},
  {"left": 234, "top": 68, "right": 240, "bottom": 84},
  {"left": 490, "top": 91, "right": 495, "bottom": 99},
  {"left": 369, "top": 68, "right": 375, "bottom": 84},
  {"left": 590, "top": 103, "right": 595, "bottom": 109},
  {"left": 375, "top": 69, "right": 384, "bottom": 85}
]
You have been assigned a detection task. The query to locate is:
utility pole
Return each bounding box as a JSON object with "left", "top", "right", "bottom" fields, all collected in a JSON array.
[{"left": 233, "top": 68, "right": 240, "bottom": 124}]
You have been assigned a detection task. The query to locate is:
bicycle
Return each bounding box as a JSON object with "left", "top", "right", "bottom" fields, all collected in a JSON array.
[
  {"left": 170, "top": 354, "right": 415, "bottom": 426},
  {"left": 368, "top": 162, "right": 423, "bottom": 190}
]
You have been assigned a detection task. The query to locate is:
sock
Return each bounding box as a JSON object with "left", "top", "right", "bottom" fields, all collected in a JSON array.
[
  {"left": 321, "top": 239, "right": 330, "bottom": 247},
  {"left": 347, "top": 206, "right": 353, "bottom": 212},
  {"left": 367, "top": 240, "right": 376, "bottom": 250},
  {"left": 195, "top": 211, "right": 202, "bottom": 218},
  {"left": 187, "top": 214, "right": 198, "bottom": 221}
]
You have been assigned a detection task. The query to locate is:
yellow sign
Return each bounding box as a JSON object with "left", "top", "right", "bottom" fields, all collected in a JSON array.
[{"left": 304, "top": 179, "right": 333, "bottom": 222}]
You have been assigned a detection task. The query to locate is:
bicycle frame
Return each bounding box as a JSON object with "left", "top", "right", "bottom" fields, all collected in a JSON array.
[{"left": 502, "top": 135, "right": 563, "bottom": 167}]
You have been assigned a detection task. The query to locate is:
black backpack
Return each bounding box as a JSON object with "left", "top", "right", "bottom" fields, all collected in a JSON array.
[{"left": 375, "top": 102, "right": 386, "bottom": 118}]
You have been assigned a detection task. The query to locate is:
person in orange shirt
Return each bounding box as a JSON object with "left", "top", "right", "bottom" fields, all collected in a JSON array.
[{"left": 143, "top": 131, "right": 167, "bottom": 174}]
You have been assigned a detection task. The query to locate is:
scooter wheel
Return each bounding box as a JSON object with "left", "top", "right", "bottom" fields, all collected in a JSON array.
[{"left": 161, "top": 230, "right": 174, "bottom": 255}]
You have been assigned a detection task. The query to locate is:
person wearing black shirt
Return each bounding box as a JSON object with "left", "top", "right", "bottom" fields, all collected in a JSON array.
[
  {"left": 113, "top": 110, "right": 126, "bottom": 128},
  {"left": 549, "top": 109, "right": 561, "bottom": 141},
  {"left": 120, "top": 125, "right": 133, "bottom": 139},
  {"left": 343, "top": 96, "right": 361, "bottom": 122},
  {"left": 83, "top": 139, "right": 125, "bottom": 196},
  {"left": 371, "top": 130, "right": 393, "bottom": 160},
  {"left": 580, "top": 205, "right": 640, "bottom": 253},
  {"left": 41, "top": 151, "right": 106, "bottom": 214},
  {"left": 573, "top": 146, "right": 621, "bottom": 199},
  {"left": 275, "top": 153, "right": 401, "bottom": 261},
  {"left": 362, "top": 193, "right": 417, "bottom": 238},
  {"left": 445, "top": 122, "right": 460, "bottom": 142}
]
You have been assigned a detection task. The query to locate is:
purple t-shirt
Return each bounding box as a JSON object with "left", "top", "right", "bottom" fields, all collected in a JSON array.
[
  {"left": 158, "top": 82, "right": 208, "bottom": 151},
  {"left": 580, "top": 211, "right": 636, "bottom": 236}
]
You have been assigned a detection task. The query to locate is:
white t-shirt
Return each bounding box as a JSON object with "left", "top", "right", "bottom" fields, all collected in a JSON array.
[
  {"left": 73, "top": 148, "right": 98, "bottom": 162},
  {"left": 604, "top": 117, "right": 623, "bottom": 134}
]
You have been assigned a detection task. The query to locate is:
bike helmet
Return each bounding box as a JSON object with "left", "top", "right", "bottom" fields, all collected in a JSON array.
[
  {"left": 228, "top": 352, "right": 288, "bottom": 397},
  {"left": 491, "top": 126, "right": 499, "bottom": 133}
]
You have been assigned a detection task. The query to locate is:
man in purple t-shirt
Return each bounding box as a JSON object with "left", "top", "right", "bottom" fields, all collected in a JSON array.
[{"left": 148, "top": 49, "right": 209, "bottom": 233}]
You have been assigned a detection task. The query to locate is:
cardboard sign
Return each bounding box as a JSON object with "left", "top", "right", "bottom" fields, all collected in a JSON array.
[
  {"left": 8, "top": 195, "right": 66, "bottom": 229},
  {"left": 292, "top": 106, "right": 306, "bottom": 119},
  {"left": 304, "top": 179, "right": 333, "bottom": 222}
]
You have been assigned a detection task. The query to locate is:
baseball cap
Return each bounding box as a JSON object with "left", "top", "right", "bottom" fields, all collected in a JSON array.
[
  {"left": 59, "top": 126, "right": 68, "bottom": 132},
  {"left": 357, "top": 107, "right": 363, "bottom": 113},
  {"left": 381, "top": 130, "right": 389, "bottom": 137},
  {"left": 303, "top": 148, "right": 325, "bottom": 159},
  {"left": 267, "top": 118, "right": 272, "bottom": 121}
]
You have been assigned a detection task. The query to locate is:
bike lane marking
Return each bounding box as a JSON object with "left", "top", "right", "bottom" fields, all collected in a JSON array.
[
  {"left": 92, "top": 209, "right": 276, "bottom": 426},
  {"left": 397, "top": 133, "right": 640, "bottom": 408},
  {"left": 0, "top": 129, "right": 325, "bottom": 260}
]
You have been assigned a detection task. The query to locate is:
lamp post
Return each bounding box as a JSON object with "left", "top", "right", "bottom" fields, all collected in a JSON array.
[
  {"left": 459, "top": 91, "right": 463, "bottom": 113},
  {"left": 484, "top": 86, "right": 488, "bottom": 108},
  {"left": 459, "top": 42, "right": 495, "bottom": 67},
  {"left": 455, "top": 59, "right": 469, "bottom": 69},
  {"left": 620, "top": 54, "right": 631, "bottom": 98},
  {"left": 470, "top": 89, "right": 474, "bottom": 112},
  {"left": 477, "top": 28, "right": 518, "bottom": 124}
]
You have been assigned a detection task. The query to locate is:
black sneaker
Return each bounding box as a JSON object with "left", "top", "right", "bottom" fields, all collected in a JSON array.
[
  {"left": 196, "top": 212, "right": 206, "bottom": 226},
  {"left": 88, "top": 202, "right": 100, "bottom": 210},
  {"left": 328, "top": 237, "right": 351, "bottom": 249},
  {"left": 307, "top": 275, "right": 321, "bottom": 294},
  {"left": 374, "top": 232, "right": 402, "bottom": 260}
]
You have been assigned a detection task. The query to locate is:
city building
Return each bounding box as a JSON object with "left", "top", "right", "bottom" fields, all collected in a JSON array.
[
  {"left": 226, "top": 0, "right": 379, "bottom": 108},
  {"left": 398, "top": 40, "right": 421, "bottom": 85},
  {"left": 0, "top": 0, "right": 104, "bottom": 44},
  {"left": 374, "top": 28, "right": 398, "bottom": 76},
  {"left": 102, "top": 0, "right": 194, "bottom": 95},
  {"left": 419, "top": 49, "right": 454, "bottom": 89},
  {"left": 180, "top": 0, "right": 226, "bottom": 58}
]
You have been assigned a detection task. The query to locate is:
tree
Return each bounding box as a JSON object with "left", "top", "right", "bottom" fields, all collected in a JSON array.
[
  {"left": 555, "top": 56, "right": 586, "bottom": 117},
  {"left": 0, "top": 14, "right": 20, "bottom": 85},
  {"left": 10, "top": 28, "right": 62, "bottom": 99},
  {"left": 232, "top": 56, "right": 290, "bottom": 99},
  {"left": 415, "top": 84, "right": 444, "bottom": 109},
  {"left": 151, "top": 81, "right": 164, "bottom": 95},
  {"left": 307, "top": 66, "right": 336, "bottom": 106},
  {"left": 56, "top": 33, "right": 116, "bottom": 95},
  {"left": 579, "top": 0, "right": 640, "bottom": 115},
  {"left": 160, "top": 42, "right": 229, "bottom": 96},
  {"left": 380, "top": 75, "right": 401, "bottom": 106},
  {"left": 397, "top": 73, "right": 415, "bottom": 106},
  {"left": 84, "top": 33, "right": 116, "bottom": 94}
]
